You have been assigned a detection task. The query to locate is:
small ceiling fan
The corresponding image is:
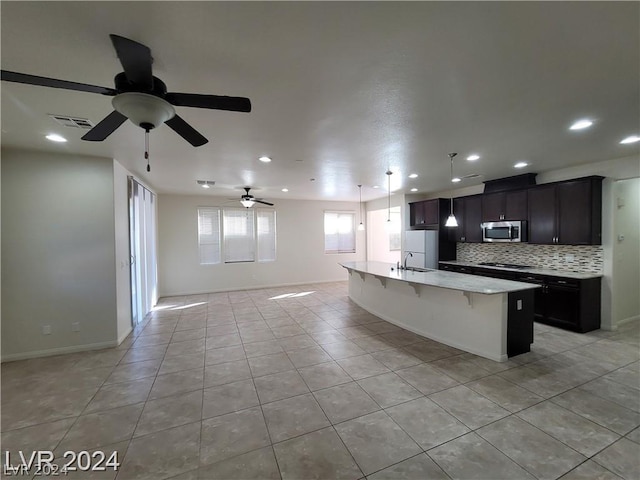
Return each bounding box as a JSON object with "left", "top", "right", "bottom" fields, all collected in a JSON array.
[
  {"left": 0, "top": 34, "right": 251, "bottom": 147},
  {"left": 238, "top": 187, "right": 274, "bottom": 208}
]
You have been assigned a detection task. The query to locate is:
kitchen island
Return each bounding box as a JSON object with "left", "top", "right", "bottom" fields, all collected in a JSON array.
[{"left": 340, "top": 261, "right": 540, "bottom": 362}]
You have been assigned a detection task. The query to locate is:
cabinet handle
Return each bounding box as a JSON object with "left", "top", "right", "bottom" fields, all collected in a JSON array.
[{"left": 557, "top": 280, "right": 566, "bottom": 284}]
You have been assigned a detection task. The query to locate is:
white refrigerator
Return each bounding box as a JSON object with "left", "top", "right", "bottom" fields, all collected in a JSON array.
[{"left": 403, "top": 230, "right": 439, "bottom": 269}]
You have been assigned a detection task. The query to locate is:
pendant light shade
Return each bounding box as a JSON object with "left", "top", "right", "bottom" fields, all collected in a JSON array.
[
  {"left": 357, "top": 184, "right": 365, "bottom": 231},
  {"left": 446, "top": 153, "right": 458, "bottom": 228},
  {"left": 386, "top": 170, "right": 393, "bottom": 223}
]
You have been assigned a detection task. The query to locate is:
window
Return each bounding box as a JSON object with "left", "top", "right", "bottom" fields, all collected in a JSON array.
[
  {"left": 257, "top": 210, "right": 277, "bottom": 262},
  {"left": 324, "top": 211, "right": 356, "bottom": 254},
  {"left": 198, "top": 208, "right": 221, "bottom": 264},
  {"left": 197, "top": 207, "right": 276, "bottom": 265},
  {"left": 223, "top": 208, "right": 255, "bottom": 262}
]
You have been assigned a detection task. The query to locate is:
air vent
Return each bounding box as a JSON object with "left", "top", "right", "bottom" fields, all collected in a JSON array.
[
  {"left": 48, "top": 114, "right": 94, "bottom": 129},
  {"left": 197, "top": 180, "right": 215, "bottom": 189}
]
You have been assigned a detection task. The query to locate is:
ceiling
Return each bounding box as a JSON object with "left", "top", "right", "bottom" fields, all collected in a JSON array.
[{"left": 1, "top": 2, "right": 638, "bottom": 202}]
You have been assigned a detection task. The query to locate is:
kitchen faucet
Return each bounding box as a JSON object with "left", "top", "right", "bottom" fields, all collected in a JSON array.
[{"left": 403, "top": 252, "right": 413, "bottom": 270}]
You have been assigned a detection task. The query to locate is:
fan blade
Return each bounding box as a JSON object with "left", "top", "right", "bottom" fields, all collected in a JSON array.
[
  {"left": 1, "top": 70, "right": 116, "bottom": 96},
  {"left": 81, "top": 110, "right": 127, "bottom": 141},
  {"left": 109, "top": 34, "right": 153, "bottom": 89},
  {"left": 165, "top": 114, "right": 208, "bottom": 147},
  {"left": 165, "top": 92, "right": 251, "bottom": 112},
  {"left": 255, "top": 199, "right": 274, "bottom": 206}
]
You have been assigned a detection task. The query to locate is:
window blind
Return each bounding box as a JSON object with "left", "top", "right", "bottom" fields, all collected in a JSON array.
[
  {"left": 257, "top": 210, "right": 276, "bottom": 262},
  {"left": 223, "top": 208, "right": 255, "bottom": 262},
  {"left": 324, "top": 211, "right": 356, "bottom": 254},
  {"left": 198, "top": 207, "right": 221, "bottom": 265}
]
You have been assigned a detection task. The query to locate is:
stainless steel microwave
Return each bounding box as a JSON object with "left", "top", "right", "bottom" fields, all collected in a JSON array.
[{"left": 481, "top": 220, "right": 527, "bottom": 242}]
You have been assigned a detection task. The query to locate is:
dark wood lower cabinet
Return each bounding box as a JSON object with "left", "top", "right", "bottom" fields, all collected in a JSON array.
[{"left": 439, "top": 263, "right": 601, "bottom": 333}]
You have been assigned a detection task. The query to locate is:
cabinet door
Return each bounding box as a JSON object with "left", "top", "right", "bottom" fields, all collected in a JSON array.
[
  {"left": 409, "top": 202, "right": 425, "bottom": 227},
  {"left": 482, "top": 193, "right": 505, "bottom": 222},
  {"left": 448, "top": 197, "right": 465, "bottom": 241},
  {"left": 528, "top": 185, "right": 556, "bottom": 244},
  {"left": 423, "top": 199, "right": 440, "bottom": 225},
  {"left": 545, "top": 284, "right": 581, "bottom": 330},
  {"left": 464, "top": 195, "right": 483, "bottom": 242},
  {"left": 557, "top": 180, "right": 593, "bottom": 245},
  {"left": 505, "top": 190, "right": 528, "bottom": 220}
]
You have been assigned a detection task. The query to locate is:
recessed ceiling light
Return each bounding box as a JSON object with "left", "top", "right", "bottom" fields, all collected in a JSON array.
[
  {"left": 451, "top": 177, "right": 461, "bottom": 183},
  {"left": 46, "top": 133, "right": 67, "bottom": 142},
  {"left": 373, "top": 185, "right": 380, "bottom": 189},
  {"left": 259, "top": 156, "right": 272, "bottom": 163},
  {"left": 201, "top": 184, "right": 210, "bottom": 189},
  {"left": 570, "top": 119, "right": 593, "bottom": 130},
  {"left": 514, "top": 162, "right": 529, "bottom": 169},
  {"left": 410, "top": 188, "right": 418, "bottom": 192},
  {"left": 466, "top": 154, "right": 480, "bottom": 161},
  {"left": 281, "top": 188, "right": 289, "bottom": 192},
  {"left": 408, "top": 173, "right": 418, "bottom": 178},
  {"left": 620, "top": 135, "right": 640, "bottom": 144}
]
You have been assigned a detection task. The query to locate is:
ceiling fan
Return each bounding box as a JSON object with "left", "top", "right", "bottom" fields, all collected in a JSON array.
[
  {"left": 238, "top": 187, "right": 274, "bottom": 208},
  {"left": 0, "top": 34, "right": 251, "bottom": 147}
]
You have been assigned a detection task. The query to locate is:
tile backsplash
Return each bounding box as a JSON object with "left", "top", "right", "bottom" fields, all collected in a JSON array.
[{"left": 456, "top": 243, "right": 603, "bottom": 274}]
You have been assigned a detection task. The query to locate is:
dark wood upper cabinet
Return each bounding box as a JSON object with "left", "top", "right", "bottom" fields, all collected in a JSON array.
[
  {"left": 528, "top": 176, "right": 603, "bottom": 245},
  {"left": 447, "top": 195, "right": 482, "bottom": 242},
  {"left": 528, "top": 184, "right": 557, "bottom": 244},
  {"left": 409, "top": 201, "right": 425, "bottom": 227},
  {"left": 505, "top": 190, "right": 528, "bottom": 220},
  {"left": 463, "top": 195, "right": 483, "bottom": 242},
  {"left": 482, "top": 190, "right": 528, "bottom": 222},
  {"left": 409, "top": 199, "right": 443, "bottom": 228}
]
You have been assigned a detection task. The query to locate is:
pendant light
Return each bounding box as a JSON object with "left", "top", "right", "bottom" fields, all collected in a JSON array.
[
  {"left": 357, "top": 184, "right": 365, "bottom": 231},
  {"left": 386, "top": 170, "right": 393, "bottom": 228},
  {"left": 445, "top": 153, "right": 459, "bottom": 227}
]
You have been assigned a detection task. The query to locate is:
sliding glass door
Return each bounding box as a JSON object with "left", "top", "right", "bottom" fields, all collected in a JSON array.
[{"left": 129, "top": 177, "right": 157, "bottom": 325}]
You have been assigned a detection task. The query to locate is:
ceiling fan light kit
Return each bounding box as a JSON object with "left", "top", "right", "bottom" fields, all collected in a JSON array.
[
  {"left": 111, "top": 92, "right": 175, "bottom": 131},
  {"left": 0, "top": 33, "right": 252, "bottom": 170}
]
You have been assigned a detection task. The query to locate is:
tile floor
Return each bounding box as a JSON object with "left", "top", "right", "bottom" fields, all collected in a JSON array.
[{"left": 1, "top": 282, "right": 639, "bottom": 480}]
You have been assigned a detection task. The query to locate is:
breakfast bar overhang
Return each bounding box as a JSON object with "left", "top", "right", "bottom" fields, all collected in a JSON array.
[{"left": 341, "top": 261, "right": 541, "bottom": 362}]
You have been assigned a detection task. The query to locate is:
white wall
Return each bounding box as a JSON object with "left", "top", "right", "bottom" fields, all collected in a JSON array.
[
  {"left": 1, "top": 149, "right": 118, "bottom": 360},
  {"left": 157, "top": 195, "right": 366, "bottom": 296},
  {"left": 113, "top": 160, "right": 132, "bottom": 343},
  {"left": 612, "top": 177, "right": 640, "bottom": 325}
]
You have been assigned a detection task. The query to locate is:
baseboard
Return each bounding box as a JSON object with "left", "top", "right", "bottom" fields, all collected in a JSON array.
[
  {"left": 1, "top": 340, "right": 118, "bottom": 363},
  {"left": 117, "top": 325, "right": 133, "bottom": 345},
  {"left": 157, "top": 278, "right": 349, "bottom": 298},
  {"left": 616, "top": 314, "right": 640, "bottom": 328}
]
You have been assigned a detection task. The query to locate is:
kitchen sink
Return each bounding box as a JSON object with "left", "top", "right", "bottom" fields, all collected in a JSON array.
[{"left": 404, "top": 267, "right": 435, "bottom": 273}]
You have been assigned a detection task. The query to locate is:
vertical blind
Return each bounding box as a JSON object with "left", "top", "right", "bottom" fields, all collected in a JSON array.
[
  {"left": 198, "top": 208, "right": 221, "bottom": 264},
  {"left": 324, "top": 211, "right": 356, "bottom": 253},
  {"left": 129, "top": 177, "right": 157, "bottom": 325}
]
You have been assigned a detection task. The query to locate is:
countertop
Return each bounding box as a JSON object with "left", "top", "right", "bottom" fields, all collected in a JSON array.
[
  {"left": 439, "top": 260, "right": 603, "bottom": 280},
  {"left": 340, "top": 261, "right": 541, "bottom": 295}
]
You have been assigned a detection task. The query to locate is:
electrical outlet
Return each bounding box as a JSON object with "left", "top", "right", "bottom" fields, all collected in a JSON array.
[
  {"left": 565, "top": 254, "right": 574, "bottom": 262},
  {"left": 42, "top": 325, "right": 51, "bottom": 335},
  {"left": 72, "top": 322, "right": 80, "bottom": 332}
]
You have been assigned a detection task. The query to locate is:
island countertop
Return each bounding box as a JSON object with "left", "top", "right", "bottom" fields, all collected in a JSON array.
[{"left": 340, "top": 261, "right": 540, "bottom": 295}]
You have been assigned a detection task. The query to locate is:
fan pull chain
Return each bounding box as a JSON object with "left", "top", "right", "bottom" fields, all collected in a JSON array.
[{"left": 145, "top": 129, "right": 150, "bottom": 172}]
